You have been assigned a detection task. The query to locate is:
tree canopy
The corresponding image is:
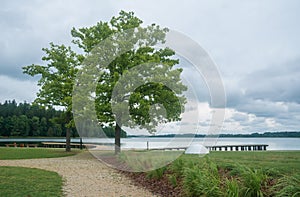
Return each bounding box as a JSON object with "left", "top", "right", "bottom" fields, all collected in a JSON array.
[
  {"left": 23, "top": 11, "right": 187, "bottom": 153},
  {"left": 23, "top": 42, "right": 83, "bottom": 151}
]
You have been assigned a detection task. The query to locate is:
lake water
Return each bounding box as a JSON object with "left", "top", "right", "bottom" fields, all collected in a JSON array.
[
  {"left": 1, "top": 137, "right": 299, "bottom": 150},
  {"left": 121, "top": 137, "right": 300, "bottom": 150}
]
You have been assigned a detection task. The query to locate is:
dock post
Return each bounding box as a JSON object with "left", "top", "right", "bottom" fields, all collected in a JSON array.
[
  {"left": 263, "top": 145, "right": 267, "bottom": 151},
  {"left": 80, "top": 138, "right": 83, "bottom": 150},
  {"left": 258, "top": 146, "right": 262, "bottom": 151}
]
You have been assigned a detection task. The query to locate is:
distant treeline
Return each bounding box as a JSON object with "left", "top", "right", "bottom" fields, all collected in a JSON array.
[
  {"left": 0, "top": 100, "right": 126, "bottom": 138},
  {"left": 218, "top": 131, "right": 300, "bottom": 138},
  {"left": 128, "top": 131, "right": 300, "bottom": 138}
]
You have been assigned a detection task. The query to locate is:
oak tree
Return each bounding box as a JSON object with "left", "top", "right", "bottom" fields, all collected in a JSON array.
[
  {"left": 72, "top": 11, "right": 187, "bottom": 154},
  {"left": 24, "top": 11, "right": 187, "bottom": 154}
]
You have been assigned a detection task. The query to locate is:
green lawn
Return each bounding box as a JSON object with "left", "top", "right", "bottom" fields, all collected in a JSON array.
[
  {"left": 0, "top": 166, "right": 63, "bottom": 197},
  {"left": 204, "top": 151, "right": 300, "bottom": 175},
  {"left": 0, "top": 147, "right": 79, "bottom": 160}
]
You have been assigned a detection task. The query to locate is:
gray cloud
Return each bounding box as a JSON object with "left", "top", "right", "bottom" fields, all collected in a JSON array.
[
  {"left": 1, "top": 0, "right": 300, "bottom": 132},
  {"left": 0, "top": 75, "right": 38, "bottom": 103},
  {"left": 242, "top": 58, "right": 300, "bottom": 104}
]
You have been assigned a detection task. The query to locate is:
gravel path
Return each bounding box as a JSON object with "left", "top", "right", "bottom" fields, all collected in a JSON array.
[{"left": 0, "top": 151, "right": 157, "bottom": 197}]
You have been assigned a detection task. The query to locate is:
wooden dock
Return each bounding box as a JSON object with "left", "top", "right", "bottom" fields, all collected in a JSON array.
[
  {"left": 206, "top": 144, "right": 269, "bottom": 151},
  {"left": 151, "top": 147, "right": 188, "bottom": 151},
  {"left": 42, "top": 142, "right": 85, "bottom": 149},
  {"left": 146, "top": 144, "right": 269, "bottom": 152}
]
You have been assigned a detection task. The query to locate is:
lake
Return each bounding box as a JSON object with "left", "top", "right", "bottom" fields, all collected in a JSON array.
[{"left": 1, "top": 137, "right": 299, "bottom": 150}]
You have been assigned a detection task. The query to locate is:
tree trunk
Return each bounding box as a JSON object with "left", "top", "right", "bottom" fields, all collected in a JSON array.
[
  {"left": 115, "top": 123, "right": 121, "bottom": 154},
  {"left": 66, "top": 127, "right": 71, "bottom": 152},
  {"left": 65, "top": 111, "right": 71, "bottom": 152}
]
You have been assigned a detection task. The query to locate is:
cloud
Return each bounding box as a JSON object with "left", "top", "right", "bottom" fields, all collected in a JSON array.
[
  {"left": 0, "top": 75, "right": 38, "bottom": 103},
  {"left": 242, "top": 58, "right": 300, "bottom": 104},
  {"left": 0, "top": 0, "right": 116, "bottom": 79},
  {"left": 1, "top": 0, "right": 300, "bottom": 133}
]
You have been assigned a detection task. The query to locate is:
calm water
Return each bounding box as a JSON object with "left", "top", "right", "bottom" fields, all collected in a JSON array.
[
  {"left": 1, "top": 137, "right": 299, "bottom": 150},
  {"left": 121, "top": 137, "right": 300, "bottom": 150}
]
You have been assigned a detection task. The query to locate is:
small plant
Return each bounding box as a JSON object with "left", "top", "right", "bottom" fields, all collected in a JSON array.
[
  {"left": 273, "top": 174, "right": 300, "bottom": 197},
  {"left": 224, "top": 178, "right": 241, "bottom": 197},
  {"left": 239, "top": 166, "right": 268, "bottom": 197},
  {"left": 167, "top": 174, "right": 178, "bottom": 187},
  {"left": 146, "top": 166, "right": 167, "bottom": 179},
  {"left": 169, "top": 158, "right": 185, "bottom": 178},
  {"left": 183, "top": 159, "right": 222, "bottom": 197}
]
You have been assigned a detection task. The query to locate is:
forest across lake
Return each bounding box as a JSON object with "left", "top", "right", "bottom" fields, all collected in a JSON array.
[
  {"left": 0, "top": 100, "right": 126, "bottom": 138},
  {"left": 1, "top": 100, "right": 299, "bottom": 139}
]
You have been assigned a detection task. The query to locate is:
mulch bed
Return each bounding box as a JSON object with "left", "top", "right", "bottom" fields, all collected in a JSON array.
[
  {"left": 97, "top": 154, "right": 183, "bottom": 196},
  {"left": 120, "top": 170, "right": 183, "bottom": 197}
]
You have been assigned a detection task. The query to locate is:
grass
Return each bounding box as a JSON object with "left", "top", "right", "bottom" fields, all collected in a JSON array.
[
  {"left": 182, "top": 158, "right": 222, "bottom": 197},
  {"left": 196, "top": 151, "right": 300, "bottom": 174},
  {"left": 91, "top": 149, "right": 183, "bottom": 172},
  {"left": 0, "top": 166, "right": 63, "bottom": 197},
  {"left": 272, "top": 174, "right": 300, "bottom": 197},
  {"left": 0, "top": 147, "right": 80, "bottom": 160},
  {"left": 119, "top": 150, "right": 183, "bottom": 172},
  {"left": 124, "top": 151, "right": 300, "bottom": 196}
]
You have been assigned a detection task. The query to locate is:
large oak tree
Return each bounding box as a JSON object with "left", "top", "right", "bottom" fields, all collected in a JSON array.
[{"left": 24, "top": 11, "right": 186, "bottom": 153}]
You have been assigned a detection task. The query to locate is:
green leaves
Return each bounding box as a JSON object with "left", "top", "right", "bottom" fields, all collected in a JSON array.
[
  {"left": 71, "top": 11, "right": 187, "bottom": 136},
  {"left": 23, "top": 10, "right": 187, "bottom": 152},
  {"left": 23, "top": 43, "right": 81, "bottom": 111}
]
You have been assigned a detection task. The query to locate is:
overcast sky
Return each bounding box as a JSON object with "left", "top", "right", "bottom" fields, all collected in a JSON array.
[{"left": 1, "top": 0, "right": 300, "bottom": 134}]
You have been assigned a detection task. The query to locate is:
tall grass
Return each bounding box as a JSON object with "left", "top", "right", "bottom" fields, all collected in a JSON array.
[
  {"left": 182, "top": 158, "right": 222, "bottom": 197},
  {"left": 224, "top": 178, "right": 241, "bottom": 197},
  {"left": 120, "top": 151, "right": 300, "bottom": 196},
  {"left": 239, "top": 166, "right": 268, "bottom": 197},
  {"left": 118, "top": 150, "right": 181, "bottom": 172},
  {"left": 273, "top": 174, "right": 300, "bottom": 197},
  {"left": 146, "top": 166, "right": 167, "bottom": 179}
]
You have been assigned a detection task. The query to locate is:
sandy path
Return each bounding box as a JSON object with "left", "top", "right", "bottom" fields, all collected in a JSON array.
[{"left": 0, "top": 151, "right": 157, "bottom": 197}]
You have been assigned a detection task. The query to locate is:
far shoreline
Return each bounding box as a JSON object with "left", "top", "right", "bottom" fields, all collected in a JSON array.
[{"left": 1, "top": 130, "right": 300, "bottom": 139}]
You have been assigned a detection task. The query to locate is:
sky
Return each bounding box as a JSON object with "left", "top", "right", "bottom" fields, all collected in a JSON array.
[{"left": 1, "top": 0, "right": 300, "bottom": 134}]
